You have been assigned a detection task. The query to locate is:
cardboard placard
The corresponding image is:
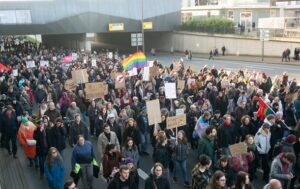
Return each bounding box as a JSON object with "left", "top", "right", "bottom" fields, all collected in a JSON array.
[
  {"left": 177, "top": 80, "right": 185, "bottom": 92},
  {"left": 85, "top": 82, "right": 108, "bottom": 99},
  {"left": 146, "top": 99, "right": 162, "bottom": 125},
  {"left": 229, "top": 142, "right": 247, "bottom": 157},
  {"left": 64, "top": 79, "right": 76, "bottom": 91},
  {"left": 71, "top": 69, "right": 89, "bottom": 84},
  {"left": 150, "top": 66, "right": 159, "bottom": 78},
  {"left": 166, "top": 114, "right": 186, "bottom": 129},
  {"left": 165, "top": 83, "right": 177, "bottom": 99},
  {"left": 26, "top": 60, "right": 36, "bottom": 68},
  {"left": 115, "top": 74, "right": 125, "bottom": 89}
]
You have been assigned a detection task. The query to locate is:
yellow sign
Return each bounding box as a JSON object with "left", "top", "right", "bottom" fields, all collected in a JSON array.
[
  {"left": 108, "top": 23, "right": 124, "bottom": 31},
  {"left": 143, "top": 22, "right": 153, "bottom": 30}
]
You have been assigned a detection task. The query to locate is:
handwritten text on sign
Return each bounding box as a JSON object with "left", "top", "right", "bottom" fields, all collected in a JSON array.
[
  {"left": 85, "top": 82, "right": 108, "bottom": 99},
  {"left": 166, "top": 114, "right": 186, "bottom": 129}
]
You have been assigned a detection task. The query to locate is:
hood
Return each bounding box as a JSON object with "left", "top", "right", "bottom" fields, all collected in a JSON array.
[{"left": 263, "top": 119, "right": 272, "bottom": 126}]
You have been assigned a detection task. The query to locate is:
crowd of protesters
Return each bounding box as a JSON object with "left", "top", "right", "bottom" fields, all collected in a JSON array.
[{"left": 1, "top": 36, "right": 300, "bottom": 189}]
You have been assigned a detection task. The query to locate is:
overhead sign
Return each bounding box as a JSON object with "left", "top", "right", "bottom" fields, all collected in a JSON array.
[
  {"left": 109, "top": 23, "right": 124, "bottom": 31},
  {"left": 167, "top": 114, "right": 187, "bottom": 129},
  {"left": 260, "top": 29, "right": 270, "bottom": 41},
  {"left": 143, "top": 22, "right": 153, "bottom": 30}
]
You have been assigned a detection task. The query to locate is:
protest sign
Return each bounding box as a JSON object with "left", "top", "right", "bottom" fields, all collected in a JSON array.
[
  {"left": 52, "top": 56, "right": 57, "bottom": 61},
  {"left": 71, "top": 69, "right": 89, "bottom": 84},
  {"left": 229, "top": 142, "right": 247, "bottom": 156},
  {"left": 26, "top": 60, "right": 35, "bottom": 68},
  {"left": 166, "top": 114, "right": 186, "bottom": 129},
  {"left": 148, "top": 61, "right": 154, "bottom": 67},
  {"left": 165, "top": 83, "right": 177, "bottom": 99},
  {"left": 146, "top": 99, "right": 162, "bottom": 125},
  {"left": 150, "top": 66, "right": 159, "bottom": 78},
  {"left": 92, "top": 59, "right": 97, "bottom": 67},
  {"left": 176, "top": 109, "right": 185, "bottom": 115},
  {"left": 13, "top": 69, "right": 18, "bottom": 77},
  {"left": 72, "top": 53, "right": 78, "bottom": 61},
  {"left": 187, "top": 78, "right": 195, "bottom": 86},
  {"left": 64, "top": 79, "right": 76, "bottom": 91},
  {"left": 85, "top": 82, "right": 108, "bottom": 99},
  {"left": 128, "top": 67, "right": 138, "bottom": 77},
  {"left": 40, "top": 60, "right": 49, "bottom": 67},
  {"left": 108, "top": 52, "right": 113, "bottom": 59},
  {"left": 177, "top": 80, "right": 185, "bottom": 92},
  {"left": 63, "top": 56, "right": 72, "bottom": 63},
  {"left": 115, "top": 74, "right": 125, "bottom": 89},
  {"left": 143, "top": 66, "right": 150, "bottom": 81}
]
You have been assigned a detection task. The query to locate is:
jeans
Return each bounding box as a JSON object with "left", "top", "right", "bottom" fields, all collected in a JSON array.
[
  {"left": 5, "top": 132, "right": 17, "bottom": 155},
  {"left": 259, "top": 154, "right": 270, "bottom": 182},
  {"left": 173, "top": 159, "right": 188, "bottom": 182},
  {"left": 38, "top": 155, "right": 46, "bottom": 175},
  {"left": 80, "top": 164, "right": 93, "bottom": 189},
  {"left": 140, "top": 132, "right": 149, "bottom": 153}
]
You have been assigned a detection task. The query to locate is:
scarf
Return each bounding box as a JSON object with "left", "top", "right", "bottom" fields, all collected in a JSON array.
[{"left": 279, "top": 153, "right": 289, "bottom": 174}]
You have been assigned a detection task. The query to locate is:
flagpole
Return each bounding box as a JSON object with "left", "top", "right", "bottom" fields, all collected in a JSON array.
[{"left": 259, "top": 97, "right": 291, "bottom": 130}]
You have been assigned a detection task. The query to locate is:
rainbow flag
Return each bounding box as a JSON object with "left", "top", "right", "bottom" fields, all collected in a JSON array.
[
  {"left": 257, "top": 97, "right": 274, "bottom": 121},
  {"left": 122, "top": 51, "right": 147, "bottom": 71}
]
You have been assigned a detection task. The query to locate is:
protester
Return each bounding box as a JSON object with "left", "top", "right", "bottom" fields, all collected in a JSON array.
[
  {"left": 206, "top": 170, "right": 227, "bottom": 189},
  {"left": 191, "top": 154, "right": 212, "bottom": 189},
  {"left": 44, "top": 147, "right": 66, "bottom": 189},
  {"left": 145, "top": 162, "right": 170, "bottom": 189},
  {"left": 107, "top": 165, "right": 138, "bottom": 189}
]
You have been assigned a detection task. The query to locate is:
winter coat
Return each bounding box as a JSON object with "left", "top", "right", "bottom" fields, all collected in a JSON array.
[
  {"left": 97, "top": 131, "right": 120, "bottom": 160},
  {"left": 33, "top": 129, "right": 49, "bottom": 156},
  {"left": 48, "top": 126, "right": 67, "bottom": 152},
  {"left": 75, "top": 96, "right": 88, "bottom": 113},
  {"left": 69, "top": 122, "right": 89, "bottom": 146},
  {"left": 102, "top": 151, "right": 121, "bottom": 178},
  {"left": 145, "top": 174, "right": 170, "bottom": 189},
  {"left": 270, "top": 154, "right": 293, "bottom": 189},
  {"left": 294, "top": 98, "right": 300, "bottom": 119},
  {"left": 121, "top": 147, "right": 139, "bottom": 166},
  {"left": 95, "top": 115, "right": 105, "bottom": 136},
  {"left": 35, "top": 89, "right": 47, "bottom": 104},
  {"left": 44, "top": 109, "right": 61, "bottom": 124},
  {"left": 217, "top": 122, "right": 236, "bottom": 148},
  {"left": 44, "top": 159, "right": 66, "bottom": 189},
  {"left": 254, "top": 128, "right": 271, "bottom": 154},
  {"left": 198, "top": 135, "right": 216, "bottom": 163},
  {"left": 191, "top": 163, "right": 211, "bottom": 189},
  {"left": 107, "top": 172, "right": 138, "bottom": 189},
  {"left": 1, "top": 111, "right": 18, "bottom": 135},
  {"left": 153, "top": 143, "right": 172, "bottom": 169},
  {"left": 18, "top": 122, "right": 37, "bottom": 158},
  {"left": 87, "top": 105, "right": 99, "bottom": 121},
  {"left": 123, "top": 126, "right": 141, "bottom": 145},
  {"left": 173, "top": 142, "right": 190, "bottom": 161},
  {"left": 66, "top": 107, "right": 81, "bottom": 121}
]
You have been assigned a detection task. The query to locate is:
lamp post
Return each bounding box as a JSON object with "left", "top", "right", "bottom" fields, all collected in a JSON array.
[{"left": 141, "top": 0, "right": 145, "bottom": 53}]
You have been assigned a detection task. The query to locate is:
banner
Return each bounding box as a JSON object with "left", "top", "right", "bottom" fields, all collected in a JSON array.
[
  {"left": 165, "top": 83, "right": 177, "bottom": 99},
  {"left": 64, "top": 79, "right": 76, "bottom": 91},
  {"left": 166, "top": 114, "right": 186, "bottom": 129},
  {"left": 146, "top": 99, "right": 162, "bottom": 125},
  {"left": 71, "top": 69, "right": 89, "bottom": 84},
  {"left": 85, "top": 82, "right": 108, "bottom": 99}
]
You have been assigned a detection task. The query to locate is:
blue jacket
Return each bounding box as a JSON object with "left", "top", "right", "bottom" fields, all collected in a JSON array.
[{"left": 44, "top": 159, "right": 65, "bottom": 189}]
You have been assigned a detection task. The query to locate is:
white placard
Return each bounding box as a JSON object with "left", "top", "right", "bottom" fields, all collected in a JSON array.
[
  {"left": 187, "top": 78, "right": 196, "bottom": 85},
  {"left": 165, "top": 83, "right": 177, "bottom": 99},
  {"left": 26, "top": 60, "right": 35, "bottom": 68},
  {"left": 40, "top": 60, "right": 49, "bottom": 67},
  {"left": 148, "top": 61, "right": 154, "bottom": 67},
  {"left": 13, "top": 69, "right": 18, "bottom": 77},
  {"left": 176, "top": 109, "right": 185, "bottom": 115},
  {"left": 92, "top": 59, "right": 97, "bottom": 67},
  {"left": 128, "top": 67, "right": 137, "bottom": 76},
  {"left": 108, "top": 52, "right": 113, "bottom": 59},
  {"left": 143, "top": 66, "right": 150, "bottom": 81},
  {"left": 72, "top": 53, "right": 78, "bottom": 61},
  {"left": 83, "top": 59, "right": 87, "bottom": 64},
  {"left": 52, "top": 56, "right": 57, "bottom": 61}
]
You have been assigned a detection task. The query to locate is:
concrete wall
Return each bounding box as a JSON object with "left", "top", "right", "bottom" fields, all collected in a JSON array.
[
  {"left": 171, "top": 32, "right": 300, "bottom": 57},
  {"left": 0, "top": 0, "right": 181, "bottom": 35}
]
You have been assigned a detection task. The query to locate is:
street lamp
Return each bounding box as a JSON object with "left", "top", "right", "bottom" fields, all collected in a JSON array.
[{"left": 141, "top": 0, "right": 145, "bottom": 53}]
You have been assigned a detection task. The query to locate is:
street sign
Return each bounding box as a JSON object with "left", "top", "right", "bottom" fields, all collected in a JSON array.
[
  {"left": 108, "top": 23, "right": 124, "bottom": 31},
  {"left": 131, "top": 33, "right": 143, "bottom": 47},
  {"left": 143, "top": 22, "right": 153, "bottom": 30},
  {"left": 260, "top": 29, "right": 270, "bottom": 41}
]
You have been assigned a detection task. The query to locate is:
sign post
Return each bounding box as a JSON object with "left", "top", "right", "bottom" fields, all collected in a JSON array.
[{"left": 260, "top": 29, "right": 269, "bottom": 62}]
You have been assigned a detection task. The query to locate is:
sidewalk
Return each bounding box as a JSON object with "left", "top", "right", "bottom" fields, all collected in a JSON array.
[
  {"left": 0, "top": 148, "right": 29, "bottom": 189},
  {"left": 169, "top": 52, "right": 300, "bottom": 66}
]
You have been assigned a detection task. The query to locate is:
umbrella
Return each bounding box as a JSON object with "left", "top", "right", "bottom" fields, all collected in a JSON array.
[{"left": 0, "top": 63, "right": 10, "bottom": 72}]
